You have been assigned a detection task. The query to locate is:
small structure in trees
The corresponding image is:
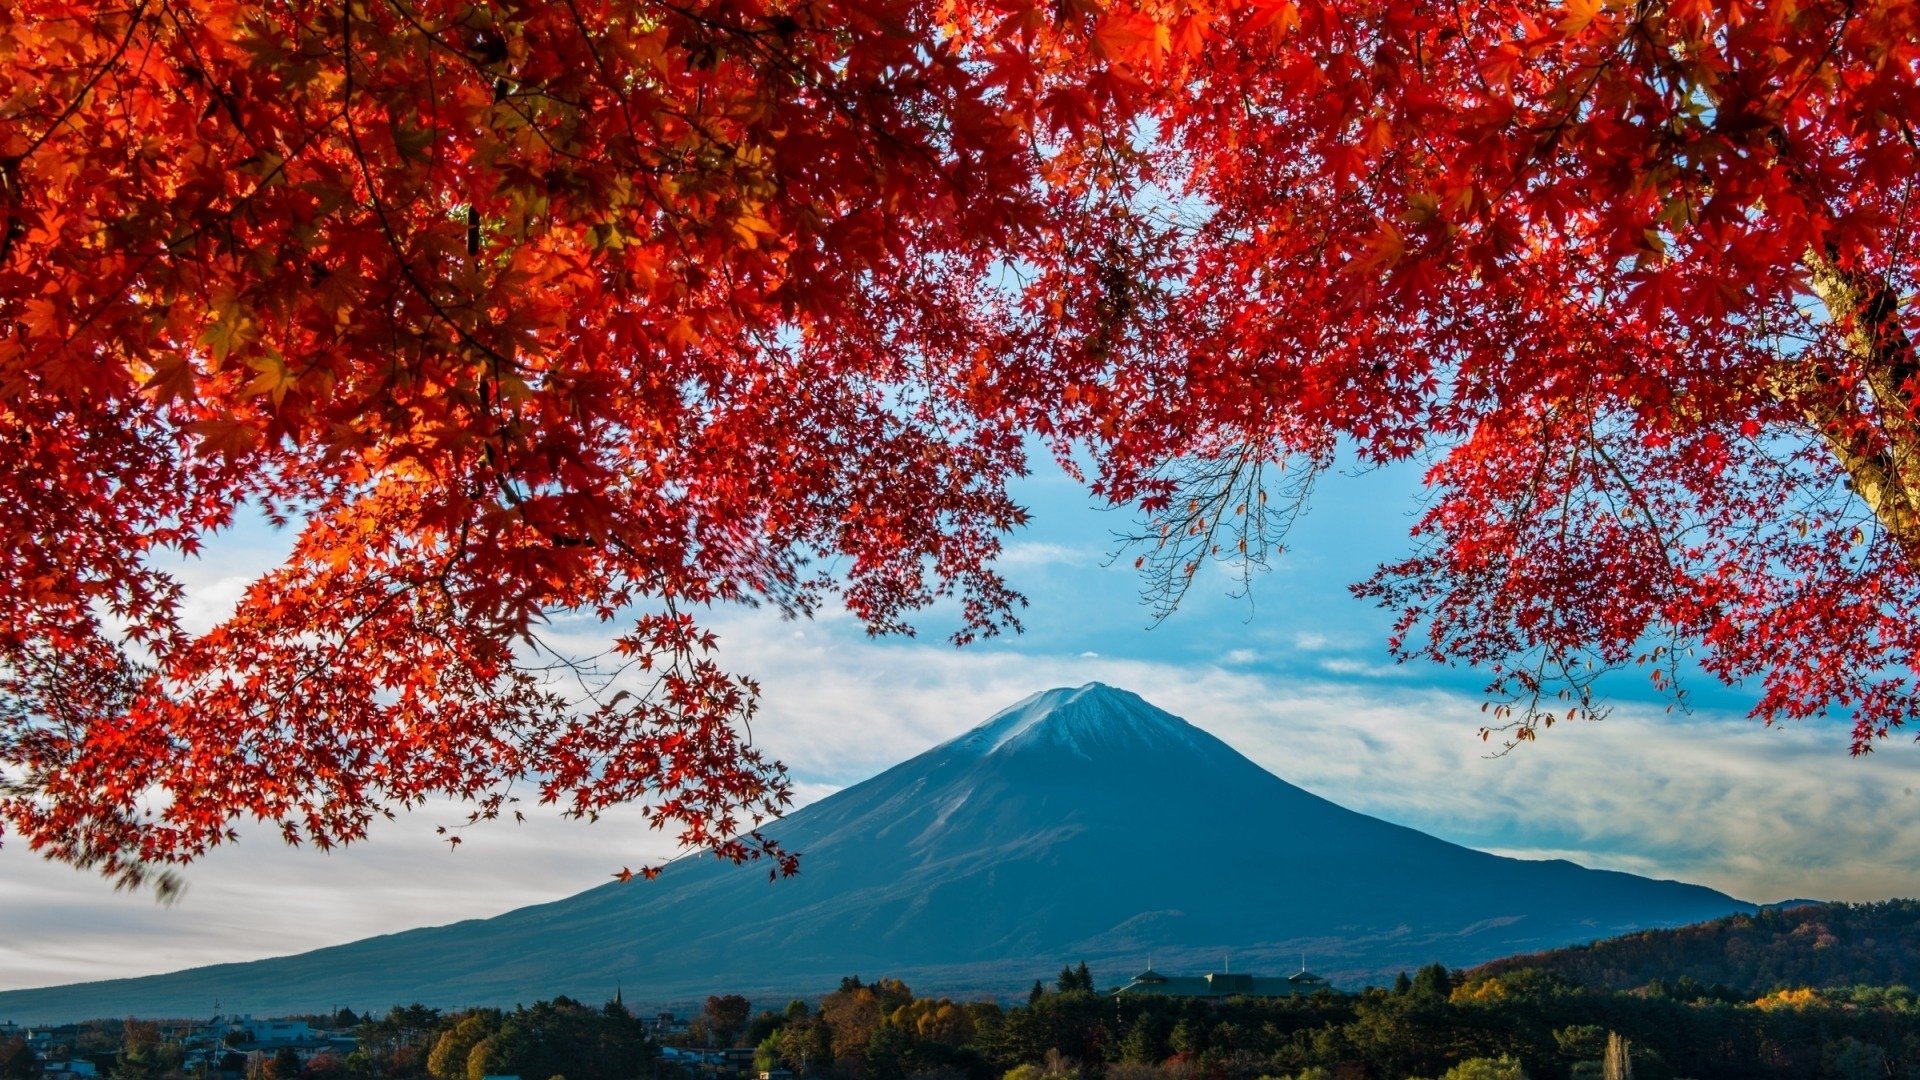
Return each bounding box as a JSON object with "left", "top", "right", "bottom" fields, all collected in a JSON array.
[{"left": 1112, "top": 961, "right": 1330, "bottom": 999}]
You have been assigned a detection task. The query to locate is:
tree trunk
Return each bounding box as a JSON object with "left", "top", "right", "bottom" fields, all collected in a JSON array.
[
  {"left": 1603, "top": 1031, "right": 1633, "bottom": 1080},
  {"left": 1767, "top": 252, "right": 1920, "bottom": 553}
]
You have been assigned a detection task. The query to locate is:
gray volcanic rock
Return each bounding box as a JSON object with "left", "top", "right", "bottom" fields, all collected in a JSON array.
[{"left": 0, "top": 684, "right": 1753, "bottom": 1021}]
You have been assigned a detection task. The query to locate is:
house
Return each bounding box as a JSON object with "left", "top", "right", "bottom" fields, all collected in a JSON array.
[
  {"left": 1112, "top": 962, "right": 1332, "bottom": 999},
  {"left": 652, "top": 1013, "right": 691, "bottom": 1038}
]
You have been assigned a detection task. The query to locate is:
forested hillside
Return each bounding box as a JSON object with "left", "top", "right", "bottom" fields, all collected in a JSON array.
[{"left": 1472, "top": 901, "right": 1920, "bottom": 994}]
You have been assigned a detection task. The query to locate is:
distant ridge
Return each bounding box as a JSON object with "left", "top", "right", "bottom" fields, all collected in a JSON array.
[
  {"left": 0, "top": 683, "right": 1754, "bottom": 1022},
  {"left": 1470, "top": 899, "right": 1920, "bottom": 995}
]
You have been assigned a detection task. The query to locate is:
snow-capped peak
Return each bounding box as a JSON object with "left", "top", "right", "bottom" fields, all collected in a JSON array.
[{"left": 945, "top": 682, "right": 1212, "bottom": 760}]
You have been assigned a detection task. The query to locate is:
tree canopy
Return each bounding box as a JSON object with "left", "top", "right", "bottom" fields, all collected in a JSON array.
[{"left": 4, "top": 0, "right": 1919, "bottom": 884}]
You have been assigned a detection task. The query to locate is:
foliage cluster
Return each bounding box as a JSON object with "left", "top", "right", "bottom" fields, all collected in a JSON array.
[
  {"left": 423, "top": 998, "right": 654, "bottom": 1080},
  {"left": 282, "top": 999, "right": 653, "bottom": 1080}
]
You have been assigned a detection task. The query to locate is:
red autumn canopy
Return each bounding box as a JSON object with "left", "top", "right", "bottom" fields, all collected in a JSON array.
[{"left": 3, "top": 0, "right": 1916, "bottom": 884}]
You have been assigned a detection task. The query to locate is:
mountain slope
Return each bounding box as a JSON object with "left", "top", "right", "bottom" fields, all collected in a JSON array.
[{"left": 0, "top": 684, "right": 1753, "bottom": 1021}]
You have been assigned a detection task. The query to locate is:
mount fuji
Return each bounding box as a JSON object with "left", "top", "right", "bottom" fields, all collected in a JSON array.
[{"left": 0, "top": 683, "right": 1752, "bottom": 1021}]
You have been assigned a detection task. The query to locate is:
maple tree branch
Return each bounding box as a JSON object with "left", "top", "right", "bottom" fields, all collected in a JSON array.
[
  {"left": 0, "top": 1, "right": 151, "bottom": 270},
  {"left": 1120, "top": 445, "right": 1323, "bottom": 623},
  {"left": 1776, "top": 0, "right": 1857, "bottom": 114},
  {"left": 338, "top": 0, "right": 522, "bottom": 379},
  {"left": 9, "top": 0, "right": 152, "bottom": 167}
]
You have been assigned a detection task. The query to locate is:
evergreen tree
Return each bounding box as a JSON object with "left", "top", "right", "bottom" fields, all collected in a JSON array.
[
  {"left": 1073, "top": 963, "right": 1093, "bottom": 992},
  {"left": 1391, "top": 972, "right": 1413, "bottom": 997},
  {"left": 1056, "top": 966, "right": 1078, "bottom": 994},
  {"left": 1411, "top": 964, "right": 1454, "bottom": 1001},
  {"left": 480, "top": 997, "right": 653, "bottom": 1080},
  {"left": 1029, "top": 981, "right": 1046, "bottom": 1006},
  {"left": 1167, "top": 1020, "right": 1199, "bottom": 1057},
  {"left": 863, "top": 1025, "right": 910, "bottom": 1080},
  {"left": 1116, "top": 1014, "right": 1166, "bottom": 1066}
]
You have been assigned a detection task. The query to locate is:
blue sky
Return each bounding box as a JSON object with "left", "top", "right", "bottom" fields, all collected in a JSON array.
[{"left": 4, "top": 453, "right": 1919, "bottom": 993}]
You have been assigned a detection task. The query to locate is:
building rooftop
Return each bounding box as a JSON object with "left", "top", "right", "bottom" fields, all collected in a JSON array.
[{"left": 1114, "top": 964, "right": 1330, "bottom": 999}]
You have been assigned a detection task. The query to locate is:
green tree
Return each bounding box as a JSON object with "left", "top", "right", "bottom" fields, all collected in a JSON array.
[
  {"left": 270, "top": 1048, "right": 303, "bottom": 1080},
  {"left": 753, "top": 1036, "right": 783, "bottom": 1075},
  {"left": 483, "top": 998, "right": 653, "bottom": 1080},
  {"left": 1116, "top": 1015, "right": 1166, "bottom": 1066},
  {"left": 1411, "top": 965, "right": 1454, "bottom": 1001},
  {"left": 1392, "top": 973, "right": 1413, "bottom": 997},
  {"left": 777, "top": 1021, "right": 832, "bottom": 1077},
  {"left": 1073, "top": 964, "right": 1093, "bottom": 992},
  {"left": 1167, "top": 1021, "right": 1199, "bottom": 1057},
  {"left": 1028, "top": 982, "right": 1046, "bottom": 1006},
  {"left": 742, "top": 1012, "right": 786, "bottom": 1054},
  {"left": 1439, "top": 1058, "right": 1527, "bottom": 1080},
  {"left": 966, "top": 1002, "right": 1006, "bottom": 1038},
  {"left": 1553, "top": 1026, "right": 1606, "bottom": 1068},
  {"left": 359, "top": 1005, "right": 443, "bottom": 1080},
  {"left": 864, "top": 1026, "right": 910, "bottom": 1080},
  {"left": 977, "top": 994, "right": 1108, "bottom": 1075},
  {"left": 1822, "top": 1037, "right": 1887, "bottom": 1080}
]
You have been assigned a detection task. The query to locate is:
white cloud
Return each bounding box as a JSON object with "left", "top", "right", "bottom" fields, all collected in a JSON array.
[
  {"left": 1315, "top": 657, "right": 1407, "bottom": 679},
  {"left": 997, "top": 542, "right": 1094, "bottom": 569}
]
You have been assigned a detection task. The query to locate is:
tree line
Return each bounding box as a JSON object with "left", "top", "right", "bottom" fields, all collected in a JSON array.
[
  {"left": 19, "top": 959, "right": 1920, "bottom": 1080},
  {"left": 735, "top": 965, "right": 1920, "bottom": 1080}
]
